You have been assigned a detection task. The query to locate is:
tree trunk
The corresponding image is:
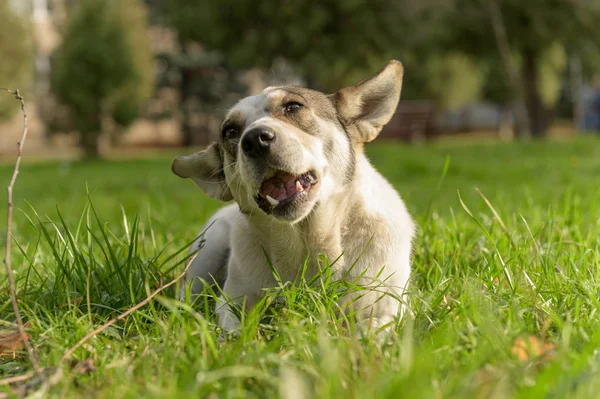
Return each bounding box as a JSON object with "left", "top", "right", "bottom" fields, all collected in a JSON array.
[
  {"left": 522, "top": 48, "right": 548, "bottom": 138},
  {"left": 81, "top": 132, "right": 100, "bottom": 159},
  {"left": 81, "top": 108, "right": 102, "bottom": 158},
  {"left": 197, "top": 116, "right": 211, "bottom": 146},
  {"left": 483, "top": 0, "right": 531, "bottom": 139},
  {"left": 179, "top": 39, "right": 196, "bottom": 147},
  {"left": 180, "top": 66, "right": 195, "bottom": 147},
  {"left": 569, "top": 56, "right": 584, "bottom": 131}
]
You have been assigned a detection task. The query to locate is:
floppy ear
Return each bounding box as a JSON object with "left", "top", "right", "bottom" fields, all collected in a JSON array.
[
  {"left": 331, "top": 60, "right": 403, "bottom": 144},
  {"left": 171, "top": 143, "right": 233, "bottom": 201}
]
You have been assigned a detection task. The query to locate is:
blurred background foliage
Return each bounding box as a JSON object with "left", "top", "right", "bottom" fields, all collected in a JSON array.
[
  {"left": 0, "top": 0, "right": 33, "bottom": 119},
  {"left": 50, "top": 0, "right": 154, "bottom": 157},
  {"left": 0, "top": 0, "right": 599, "bottom": 157}
]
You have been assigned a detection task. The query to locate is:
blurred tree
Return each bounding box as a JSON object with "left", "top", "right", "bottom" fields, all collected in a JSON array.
[
  {"left": 162, "top": 0, "right": 600, "bottom": 139},
  {"left": 161, "top": 0, "right": 488, "bottom": 118},
  {"left": 439, "top": 0, "right": 600, "bottom": 137},
  {"left": 0, "top": 0, "right": 33, "bottom": 119},
  {"left": 160, "top": 0, "right": 416, "bottom": 145},
  {"left": 425, "top": 53, "right": 485, "bottom": 110},
  {"left": 154, "top": 48, "right": 247, "bottom": 146},
  {"left": 51, "top": 0, "right": 154, "bottom": 157},
  {"left": 162, "top": 0, "right": 420, "bottom": 91}
]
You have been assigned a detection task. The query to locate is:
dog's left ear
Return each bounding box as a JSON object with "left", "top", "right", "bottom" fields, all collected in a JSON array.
[
  {"left": 171, "top": 143, "right": 233, "bottom": 201},
  {"left": 331, "top": 60, "right": 403, "bottom": 144}
]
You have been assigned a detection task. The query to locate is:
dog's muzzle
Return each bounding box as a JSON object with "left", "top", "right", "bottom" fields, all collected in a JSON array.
[{"left": 238, "top": 124, "right": 320, "bottom": 218}]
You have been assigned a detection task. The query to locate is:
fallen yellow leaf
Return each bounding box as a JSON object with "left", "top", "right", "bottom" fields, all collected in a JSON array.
[{"left": 511, "top": 335, "right": 555, "bottom": 362}]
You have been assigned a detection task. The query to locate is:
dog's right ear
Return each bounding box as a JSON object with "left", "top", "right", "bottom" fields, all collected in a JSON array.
[{"left": 171, "top": 143, "right": 233, "bottom": 201}]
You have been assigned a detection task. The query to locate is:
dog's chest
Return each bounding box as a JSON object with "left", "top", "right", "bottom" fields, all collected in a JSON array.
[
  {"left": 235, "top": 196, "right": 390, "bottom": 286},
  {"left": 267, "top": 231, "right": 322, "bottom": 281},
  {"left": 265, "top": 218, "right": 377, "bottom": 283}
]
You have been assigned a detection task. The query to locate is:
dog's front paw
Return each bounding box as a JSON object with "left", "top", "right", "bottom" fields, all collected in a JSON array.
[
  {"left": 355, "top": 316, "right": 398, "bottom": 344},
  {"left": 215, "top": 295, "right": 242, "bottom": 334},
  {"left": 217, "top": 327, "right": 240, "bottom": 342}
]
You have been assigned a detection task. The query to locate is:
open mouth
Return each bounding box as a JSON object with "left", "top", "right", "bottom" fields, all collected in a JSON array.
[{"left": 255, "top": 168, "right": 318, "bottom": 212}]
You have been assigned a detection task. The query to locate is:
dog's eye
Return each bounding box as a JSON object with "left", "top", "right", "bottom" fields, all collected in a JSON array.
[
  {"left": 284, "top": 102, "right": 302, "bottom": 113},
  {"left": 222, "top": 127, "right": 239, "bottom": 140}
]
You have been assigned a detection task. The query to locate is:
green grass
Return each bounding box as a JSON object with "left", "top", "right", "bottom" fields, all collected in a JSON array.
[{"left": 1, "top": 137, "right": 600, "bottom": 398}]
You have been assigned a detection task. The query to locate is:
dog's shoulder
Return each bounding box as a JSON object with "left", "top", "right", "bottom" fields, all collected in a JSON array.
[{"left": 348, "top": 155, "right": 415, "bottom": 241}]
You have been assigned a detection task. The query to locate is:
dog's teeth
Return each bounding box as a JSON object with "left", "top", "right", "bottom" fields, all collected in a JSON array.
[
  {"left": 266, "top": 195, "right": 279, "bottom": 206},
  {"left": 295, "top": 181, "right": 303, "bottom": 192}
]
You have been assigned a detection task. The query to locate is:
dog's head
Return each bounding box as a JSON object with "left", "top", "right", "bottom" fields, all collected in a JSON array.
[{"left": 172, "top": 60, "right": 403, "bottom": 223}]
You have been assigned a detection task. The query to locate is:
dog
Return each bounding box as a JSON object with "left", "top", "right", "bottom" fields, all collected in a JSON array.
[{"left": 172, "top": 60, "right": 415, "bottom": 333}]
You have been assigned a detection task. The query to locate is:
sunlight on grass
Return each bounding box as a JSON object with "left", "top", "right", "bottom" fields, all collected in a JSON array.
[{"left": 1, "top": 138, "right": 600, "bottom": 397}]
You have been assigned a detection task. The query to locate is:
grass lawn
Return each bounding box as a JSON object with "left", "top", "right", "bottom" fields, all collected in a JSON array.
[{"left": 1, "top": 137, "right": 600, "bottom": 398}]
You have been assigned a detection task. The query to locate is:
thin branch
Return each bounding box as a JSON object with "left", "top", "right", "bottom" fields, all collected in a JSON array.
[
  {"left": 61, "top": 252, "right": 197, "bottom": 360},
  {"left": 1, "top": 89, "right": 44, "bottom": 378}
]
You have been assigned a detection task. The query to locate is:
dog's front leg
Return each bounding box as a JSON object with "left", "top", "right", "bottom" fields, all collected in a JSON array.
[
  {"left": 215, "top": 267, "right": 261, "bottom": 333},
  {"left": 343, "top": 282, "right": 405, "bottom": 339}
]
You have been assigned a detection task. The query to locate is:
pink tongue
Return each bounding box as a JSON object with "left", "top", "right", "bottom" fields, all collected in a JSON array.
[{"left": 260, "top": 172, "right": 301, "bottom": 201}]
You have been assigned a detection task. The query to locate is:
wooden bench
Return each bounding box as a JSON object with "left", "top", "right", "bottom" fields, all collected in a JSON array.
[{"left": 379, "top": 101, "right": 437, "bottom": 142}]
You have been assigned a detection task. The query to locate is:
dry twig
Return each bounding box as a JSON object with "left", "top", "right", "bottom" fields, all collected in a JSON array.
[
  {"left": 0, "top": 371, "right": 35, "bottom": 387},
  {"left": 1, "top": 88, "right": 44, "bottom": 378},
  {"left": 61, "top": 253, "right": 197, "bottom": 360}
]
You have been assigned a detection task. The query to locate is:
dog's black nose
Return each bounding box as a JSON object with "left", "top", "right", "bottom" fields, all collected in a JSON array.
[{"left": 241, "top": 127, "right": 275, "bottom": 158}]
